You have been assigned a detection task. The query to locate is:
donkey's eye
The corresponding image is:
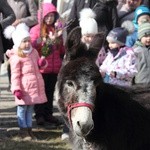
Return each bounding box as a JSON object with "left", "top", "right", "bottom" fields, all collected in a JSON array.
[{"left": 66, "top": 80, "right": 74, "bottom": 87}]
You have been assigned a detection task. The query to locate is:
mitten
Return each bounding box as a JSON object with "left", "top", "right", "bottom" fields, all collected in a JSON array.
[
  {"left": 14, "top": 90, "right": 23, "bottom": 100},
  {"left": 38, "top": 56, "right": 47, "bottom": 67}
]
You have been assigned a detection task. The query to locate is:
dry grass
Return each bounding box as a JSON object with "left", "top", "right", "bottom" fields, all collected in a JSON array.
[
  {"left": 0, "top": 86, "right": 71, "bottom": 150},
  {"left": 0, "top": 127, "right": 71, "bottom": 150}
]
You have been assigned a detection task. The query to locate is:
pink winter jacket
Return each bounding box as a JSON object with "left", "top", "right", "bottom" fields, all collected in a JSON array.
[
  {"left": 30, "top": 3, "right": 65, "bottom": 74},
  {"left": 6, "top": 48, "right": 47, "bottom": 105}
]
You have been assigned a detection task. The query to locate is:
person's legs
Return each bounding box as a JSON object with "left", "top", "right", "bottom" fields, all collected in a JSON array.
[
  {"left": 17, "top": 105, "right": 27, "bottom": 128},
  {"left": 7, "top": 63, "right": 11, "bottom": 91},
  {"left": 26, "top": 105, "right": 34, "bottom": 128},
  {"left": 34, "top": 103, "right": 45, "bottom": 125},
  {"left": 43, "top": 73, "right": 60, "bottom": 125},
  {"left": 26, "top": 105, "right": 37, "bottom": 140},
  {"left": 17, "top": 105, "right": 31, "bottom": 140},
  {"left": 43, "top": 73, "right": 56, "bottom": 117},
  {"left": 61, "top": 123, "right": 69, "bottom": 141}
]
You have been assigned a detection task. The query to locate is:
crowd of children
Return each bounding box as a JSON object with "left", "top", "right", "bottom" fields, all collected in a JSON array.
[{"left": 1, "top": 0, "right": 150, "bottom": 142}]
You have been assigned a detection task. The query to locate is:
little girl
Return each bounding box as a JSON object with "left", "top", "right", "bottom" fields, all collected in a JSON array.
[
  {"left": 100, "top": 21, "right": 137, "bottom": 87},
  {"left": 79, "top": 8, "right": 107, "bottom": 65},
  {"left": 4, "top": 23, "right": 47, "bottom": 140},
  {"left": 30, "top": 3, "right": 65, "bottom": 126}
]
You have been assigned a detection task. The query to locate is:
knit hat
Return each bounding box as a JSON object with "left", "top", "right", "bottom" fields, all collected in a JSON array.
[
  {"left": 133, "top": 5, "right": 150, "bottom": 24},
  {"left": 138, "top": 22, "right": 150, "bottom": 39},
  {"left": 106, "top": 20, "right": 134, "bottom": 45},
  {"left": 79, "top": 8, "right": 98, "bottom": 35},
  {"left": 4, "top": 23, "right": 30, "bottom": 48}
]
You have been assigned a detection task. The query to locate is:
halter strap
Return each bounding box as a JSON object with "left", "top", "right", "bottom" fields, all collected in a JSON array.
[{"left": 67, "top": 102, "right": 94, "bottom": 127}]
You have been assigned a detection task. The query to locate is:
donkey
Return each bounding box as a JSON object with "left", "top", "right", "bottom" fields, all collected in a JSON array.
[{"left": 54, "top": 27, "right": 150, "bottom": 150}]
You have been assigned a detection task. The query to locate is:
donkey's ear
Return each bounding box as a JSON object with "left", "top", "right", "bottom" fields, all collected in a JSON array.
[
  {"left": 64, "top": 26, "right": 87, "bottom": 61},
  {"left": 87, "top": 32, "right": 105, "bottom": 60},
  {"left": 89, "top": 32, "right": 105, "bottom": 50},
  {"left": 65, "top": 27, "right": 82, "bottom": 50}
]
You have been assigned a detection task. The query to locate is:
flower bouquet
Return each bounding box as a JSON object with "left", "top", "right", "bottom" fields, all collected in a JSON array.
[{"left": 41, "top": 19, "right": 65, "bottom": 57}]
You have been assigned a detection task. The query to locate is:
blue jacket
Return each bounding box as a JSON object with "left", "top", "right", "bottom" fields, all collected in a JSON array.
[{"left": 126, "top": 30, "right": 137, "bottom": 47}]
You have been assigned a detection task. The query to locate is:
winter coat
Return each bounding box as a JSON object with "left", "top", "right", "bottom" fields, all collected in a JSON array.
[
  {"left": 30, "top": 3, "right": 65, "bottom": 74},
  {"left": 126, "top": 30, "right": 137, "bottom": 47},
  {"left": 6, "top": 48, "right": 47, "bottom": 105},
  {"left": 57, "top": 0, "right": 74, "bottom": 21},
  {"left": 67, "top": 0, "right": 119, "bottom": 35},
  {"left": 67, "top": 0, "right": 97, "bottom": 33},
  {"left": 117, "top": 4, "right": 135, "bottom": 24},
  {"left": 93, "top": 0, "right": 119, "bottom": 35},
  {"left": 100, "top": 46, "right": 137, "bottom": 87},
  {"left": 117, "top": 0, "right": 150, "bottom": 24},
  {"left": 7, "top": 0, "right": 38, "bottom": 27},
  {"left": 95, "top": 46, "right": 107, "bottom": 67},
  {"left": 0, "top": 0, "right": 15, "bottom": 62},
  {"left": 133, "top": 41, "right": 150, "bottom": 84}
]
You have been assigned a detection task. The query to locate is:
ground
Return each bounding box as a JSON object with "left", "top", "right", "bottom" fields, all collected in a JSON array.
[{"left": 0, "top": 62, "right": 71, "bottom": 150}]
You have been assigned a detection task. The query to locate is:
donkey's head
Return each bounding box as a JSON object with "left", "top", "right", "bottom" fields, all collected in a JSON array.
[{"left": 54, "top": 27, "right": 104, "bottom": 137}]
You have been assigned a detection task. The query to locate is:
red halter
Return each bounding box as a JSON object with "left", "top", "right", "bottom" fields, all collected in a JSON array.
[{"left": 67, "top": 102, "right": 94, "bottom": 127}]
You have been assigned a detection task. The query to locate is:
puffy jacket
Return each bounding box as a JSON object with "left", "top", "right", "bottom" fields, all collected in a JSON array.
[
  {"left": 30, "top": 3, "right": 65, "bottom": 74},
  {"left": 6, "top": 48, "right": 47, "bottom": 105}
]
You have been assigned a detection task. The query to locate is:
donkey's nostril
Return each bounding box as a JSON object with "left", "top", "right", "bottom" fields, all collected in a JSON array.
[
  {"left": 77, "top": 121, "right": 81, "bottom": 127},
  {"left": 76, "top": 120, "right": 94, "bottom": 136}
]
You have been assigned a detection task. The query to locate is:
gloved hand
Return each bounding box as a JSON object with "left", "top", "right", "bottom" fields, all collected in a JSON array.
[
  {"left": 38, "top": 56, "right": 47, "bottom": 67},
  {"left": 14, "top": 90, "right": 23, "bottom": 100}
]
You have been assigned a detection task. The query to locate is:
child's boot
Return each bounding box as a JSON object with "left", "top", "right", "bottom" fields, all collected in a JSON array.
[
  {"left": 28, "top": 127, "right": 37, "bottom": 140},
  {"left": 19, "top": 128, "right": 32, "bottom": 141}
]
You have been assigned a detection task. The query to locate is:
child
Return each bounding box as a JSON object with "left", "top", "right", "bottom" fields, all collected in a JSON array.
[
  {"left": 30, "top": 3, "right": 65, "bottom": 126},
  {"left": 79, "top": 8, "right": 98, "bottom": 48},
  {"left": 126, "top": 5, "right": 150, "bottom": 47},
  {"left": 100, "top": 21, "right": 137, "bottom": 87},
  {"left": 133, "top": 22, "right": 150, "bottom": 84},
  {"left": 79, "top": 8, "right": 107, "bottom": 64},
  {"left": 4, "top": 23, "right": 47, "bottom": 140}
]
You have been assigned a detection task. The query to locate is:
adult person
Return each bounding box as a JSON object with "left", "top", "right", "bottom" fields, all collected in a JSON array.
[
  {"left": 67, "top": 0, "right": 119, "bottom": 51},
  {"left": 56, "top": 0, "right": 74, "bottom": 21},
  {"left": 56, "top": 0, "right": 75, "bottom": 44},
  {"left": 117, "top": 0, "right": 149, "bottom": 24},
  {"left": 67, "top": 0, "right": 119, "bottom": 36},
  {"left": 4, "top": 0, "right": 38, "bottom": 90},
  {"left": 118, "top": 0, "right": 149, "bottom": 10},
  {"left": 0, "top": 0, "right": 15, "bottom": 74},
  {"left": 43, "top": 0, "right": 57, "bottom": 7},
  {"left": 7, "top": 0, "right": 38, "bottom": 27}
]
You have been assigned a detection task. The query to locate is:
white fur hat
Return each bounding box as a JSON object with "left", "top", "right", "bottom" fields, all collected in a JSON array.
[
  {"left": 79, "top": 8, "right": 98, "bottom": 35},
  {"left": 4, "top": 23, "right": 30, "bottom": 48}
]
